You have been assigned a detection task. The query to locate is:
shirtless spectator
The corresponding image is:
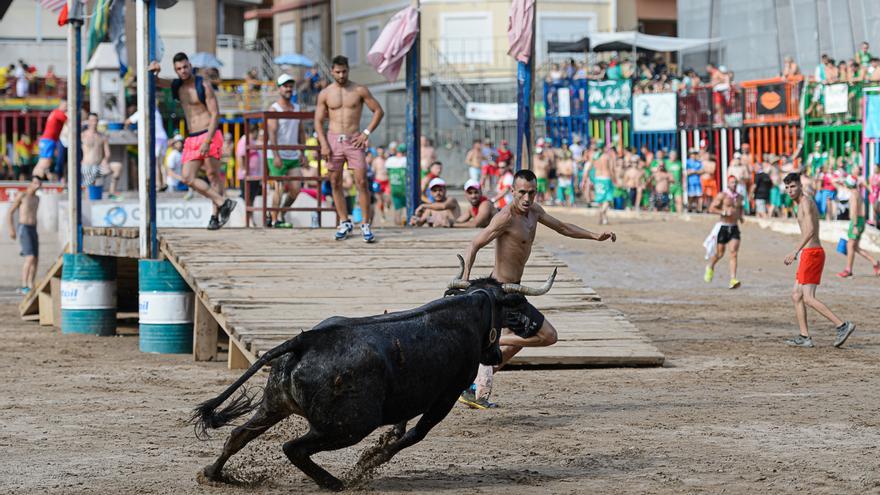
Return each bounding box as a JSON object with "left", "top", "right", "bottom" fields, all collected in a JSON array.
[
  {"left": 623, "top": 156, "right": 644, "bottom": 210},
  {"left": 7, "top": 177, "right": 41, "bottom": 294},
  {"left": 782, "top": 56, "right": 800, "bottom": 78},
  {"left": 455, "top": 180, "right": 495, "bottom": 228},
  {"left": 420, "top": 136, "right": 436, "bottom": 177},
  {"left": 782, "top": 173, "right": 855, "bottom": 348},
  {"left": 836, "top": 170, "right": 879, "bottom": 278},
  {"left": 869, "top": 58, "right": 880, "bottom": 82},
  {"left": 532, "top": 144, "right": 552, "bottom": 204},
  {"left": 465, "top": 139, "right": 482, "bottom": 184},
  {"left": 651, "top": 163, "right": 672, "bottom": 211},
  {"left": 727, "top": 155, "right": 751, "bottom": 212},
  {"left": 555, "top": 150, "right": 575, "bottom": 206},
  {"left": 371, "top": 147, "right": 389, "bottom": 222},
  {"left": 81, "top": 113, "right": 123, "bottom": 199},
  {"left": 588, "top": 143, "right": 615, "bottom": 224},
  {"left": 315, "top": 55, "right": 385, "bottom": 242},
  {"left": 410, "top": 178, "right": 460, "bottom": 228},
  {"left": 149, "top": 53, "right": 237, "bottom": 230},
  {"left": 700, "top": 152, "right": 718, "bottom": 211}
]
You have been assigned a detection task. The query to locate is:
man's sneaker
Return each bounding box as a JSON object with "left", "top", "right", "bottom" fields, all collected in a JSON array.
[
  {"left": 833, "top": 321, "right": 856, "bottom": 348},
  {"left": 184, "top": 190, "right": 194, "bottom": 201},
  {"left": 704, "top": 266, "right": 714, "bottom": 283},
  {"left": 873, "top": 262, "right": 880, "bottom": 277},
  {"left": 457, "top": 390, "right": 497, "bottom": 410},
  {"left": 335, "top": 220, "right": 353, "bottom": 240},
  {"left": 207, "top": 216, "right": 220, "bottom": 231},
  {"left": 784, "top": 335, "right": 814, "bottom": 348},
  {"left": 109, "top": 193, "right": 124, "bottom": 202},
  {"left": 837, "top": 269, "right": 853, "bottom": 278},
  {"left": 361, "top": 223, "right": 375, "bottom": 243},
  {"left": 729, "top": 278, "right": 741, "bottom": 289},
  {"left": 273, "top": 220, "right": 292, "bottom": 228},
  {"left": 217, "top": 199, "right": 237, "bottom": 228}
]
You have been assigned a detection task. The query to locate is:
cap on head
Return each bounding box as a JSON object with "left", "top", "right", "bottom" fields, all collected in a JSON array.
[
  {"left": 845, "top": 141, "right": 852, "bottom": 148},
  {"left": 396, "top": 143, "right": 407, "bottom": 153},
  {"left": 464, "top": 179, "right": 481, "bottom": 192},
  {"left": 277, "top": 74, "right": 295, "bottom": 86},
  {"left": 428, "top": 177, "right": 446, "bottom": 190},
  {"left": 595, "top": 141, "right": 605, "bottom": 149}
]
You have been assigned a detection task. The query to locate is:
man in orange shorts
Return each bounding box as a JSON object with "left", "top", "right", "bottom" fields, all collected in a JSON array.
[
  {"left": 782, "top": 173, "right": 855, "bottom": 348},
  {"left": 700, "top": 152, "right": 718, "bottom": 203},
  {"left": 149, "top": 53, "right": 236, "bottom": 230}
]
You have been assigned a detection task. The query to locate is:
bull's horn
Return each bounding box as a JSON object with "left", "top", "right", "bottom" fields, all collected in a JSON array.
[
  {"left": 502, "top": 267, "right": 558, "bottom": 296},
  {"left": 447, "top": 254, "right": 471, "bottom": 290}
]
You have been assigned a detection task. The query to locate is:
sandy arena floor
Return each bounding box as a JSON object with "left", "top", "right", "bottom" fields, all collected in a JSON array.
[{"left": 1, "top": 212, "right": 879, "bottom": 494}]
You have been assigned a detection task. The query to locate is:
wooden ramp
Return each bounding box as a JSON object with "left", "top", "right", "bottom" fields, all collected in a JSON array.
[{"left": 160, "top": 228, "right": 664, "bottom": 368}]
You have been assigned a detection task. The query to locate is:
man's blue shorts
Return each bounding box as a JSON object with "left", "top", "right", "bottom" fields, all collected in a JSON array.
[{"left": 38, "top": 138, "right": 57, "bottom": 160}]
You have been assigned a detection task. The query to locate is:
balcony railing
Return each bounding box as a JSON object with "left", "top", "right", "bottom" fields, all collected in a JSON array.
[
  {"left": 677, "top": 85, "right": 743, "bottom": 129},
  {"left": 1, "top": 76, "right": 66, "bottom": 100},
  {"left": 742, "top": 76, "right": 802, "bottom": 124},
  {"left": 803, "top": 80, "right": 880, "bottom": 125}
]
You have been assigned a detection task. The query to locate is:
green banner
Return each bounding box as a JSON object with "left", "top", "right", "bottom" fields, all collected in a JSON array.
[{"left": 588, "top": 80, "right": 632, "bottom": 115}]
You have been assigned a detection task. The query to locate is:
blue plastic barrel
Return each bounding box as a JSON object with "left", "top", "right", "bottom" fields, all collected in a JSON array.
[
  {"left": 138, "top": 260, "right": 194, "bottom": 353},
  {"left": 87, "top": 184, "right": 103, "bottom": 200},
  {"left": 61, "top": 254, "right": 117, "bottom": 336}
]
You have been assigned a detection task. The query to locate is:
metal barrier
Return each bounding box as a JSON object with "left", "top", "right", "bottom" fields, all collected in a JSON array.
[
  {"left": 742, "top": 77, "right": 802, "bottom": 124},
  {"left": 543, "top": 79, "right": 588, "bottom": 145},
  {"left": 803, "top": 81, "right": 880, "bottom": 125},
  {"left": 589, "top": 117, "right": 630, "bottom": 152},
  {"left": 678, "top": 85, "right": 743, "bottom": 129},
  {"left": 745, "top": 124, "right": 800, "bottom": 163},
  {"left": 678, "top": 127, "right": 742, "bottom": 192},
  {"left": 632, "top": 131, "right": 677, "bottom": 153},
  {"left": 241, "top": 110, "right": 336, "bottom": 228},
  {"left": 803, "top": 123, "right": 862, "bottom": 162}
]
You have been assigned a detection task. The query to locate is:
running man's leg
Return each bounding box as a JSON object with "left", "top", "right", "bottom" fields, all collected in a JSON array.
[
  {"left": 801, "top": 283, "right": 844, "bottom": 327},
  {"left": 181, "top": 159, "right": 225, "bottom": 207},
  {"left": 27, "top": 255, "right": 37, "bottom": 289},
  {"left": 498, "top": 319, "right": 558, "bottom": 367},
  {"left": 708, "top": 243, "right": 727, "bottom": 270},
  {"left": 791, "top": 282, "right": 809, "bottom": 337},
  {"left": 727, "top": 238, "right": 740, "bottom": 280}
]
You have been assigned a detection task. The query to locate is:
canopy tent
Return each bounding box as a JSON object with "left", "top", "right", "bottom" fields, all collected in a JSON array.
[
  {"left": 590, "top": 31, "right": 720, "bottom": 53},
  {"left": 547, "top": 32, "right": 720, "bottom": 54}
]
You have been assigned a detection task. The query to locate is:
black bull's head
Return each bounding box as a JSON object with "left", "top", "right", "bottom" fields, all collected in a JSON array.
[{"left": 444, "top": 255, "right": 557, "bottom": 366}]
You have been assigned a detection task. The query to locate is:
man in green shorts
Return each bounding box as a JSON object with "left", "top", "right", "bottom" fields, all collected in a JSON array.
[
  {"left": 533, "top": 144, "right": 551, "bottom": 204},
  {"left": 385, "top": 143, "right": 408, "bottom": 226},
  {"left": 267, "top": 74, "right": 305, "bottom": 227},
  {"left": 837, "top": 173, "right": 879, "bottom": 278},
  {"left": 666, "top": 150, "right": 684, "bottom": 213},
  {"left": 590, "top": 142, "right": 615, "bottom": 225}
]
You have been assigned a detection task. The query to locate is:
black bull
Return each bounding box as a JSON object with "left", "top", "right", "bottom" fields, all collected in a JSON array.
[{"left": 192, "top": 259, "right": 557, "bottom": 491}]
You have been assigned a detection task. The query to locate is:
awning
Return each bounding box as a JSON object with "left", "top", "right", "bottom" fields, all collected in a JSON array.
[
  {"left": 589, "top": 31, "right": 720, "bottom": 53},
  {"left": 547, "top": 38, "right": 590, "bottom": 54}
]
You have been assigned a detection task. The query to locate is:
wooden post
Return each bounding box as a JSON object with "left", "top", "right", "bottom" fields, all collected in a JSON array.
[
  {"left": 136, "top": 0, "right": 156, "bottom": 258},
  {"left": 228, "top": 341, "right": 250, "bottom": 370},
  {"left": 66, "top": 0, "right": 84, "bottom": 253},
  {"left": 405, "top": 4, "right": 421, "bottom": 221},
  {"left": 193, "top": 297, "right": 218, "bottom": 361}
]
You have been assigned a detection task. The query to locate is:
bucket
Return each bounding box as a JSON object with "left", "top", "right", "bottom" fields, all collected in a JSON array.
[
  {"left": 138, "top": 260, "right": 194, "bottom": 353},
  {"left": 87, "top": 184, "right": 103, "bottom": 200},
  {"left": 61, "top": 254, "right": 117, "bottom": 336}
]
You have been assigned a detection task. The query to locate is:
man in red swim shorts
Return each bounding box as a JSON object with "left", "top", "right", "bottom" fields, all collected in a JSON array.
[
  {"left": 315, "top": 55, "right": 384, "bottom": 242},
  {"left": 782, "top": 173, "right": 855, "bottom": 348},
  {"left": 149, "top": 53, "right": 236, "bottom": 230}
]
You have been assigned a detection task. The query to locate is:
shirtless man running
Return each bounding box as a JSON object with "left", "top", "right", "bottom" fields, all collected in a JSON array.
[
  {"left": 705, "top": 175, "right": 744, "bottom": 289},
  {"left": 458, "top": 169, "right": 616, "bottom": 408},
  {"left": 149, "top": 53, "right": 236, "bottom": 230},
  {"left": 782, "top": 172, "right": 856, "bottom": 348},
  {"left": 81, "top": 113, "right": 123, "bottom": 199},
  {"left": 315, "top": 55, "right": 384, "bottom": 242}
]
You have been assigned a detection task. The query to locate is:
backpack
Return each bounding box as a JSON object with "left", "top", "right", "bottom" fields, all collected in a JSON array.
[{"left": 171, "top": 76, "right": 206, "bottom": 105}]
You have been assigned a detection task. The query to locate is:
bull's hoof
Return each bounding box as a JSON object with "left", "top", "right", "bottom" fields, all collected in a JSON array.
[
  {"left": 196, "top": 465, "right": 228, "bottom": 486},
  {"left": 318, "top": 476, "right": 345, "bottom": 492}
]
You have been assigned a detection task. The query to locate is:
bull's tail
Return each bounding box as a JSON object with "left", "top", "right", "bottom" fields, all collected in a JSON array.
[{"left": 190, "top": 336, "right": 301, "bottom": 439}]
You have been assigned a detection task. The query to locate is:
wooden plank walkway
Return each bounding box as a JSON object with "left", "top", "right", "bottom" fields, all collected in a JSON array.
[{"left": 159, "top": 228, "right": 664, "bottom": 368}]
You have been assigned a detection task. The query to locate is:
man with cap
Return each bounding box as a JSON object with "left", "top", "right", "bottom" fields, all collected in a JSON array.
[
  {"left": 843, "top": 141, "right": 861, "bottom": 173},
  {"left": 266, "top": 74, "right": 305, "bottom": 227},
  {"left": 409, "top": 177, "right": 460, "bottom": 227},
  {"left": 806, "top": 141, "right": 827, "bottom": 177},
  {"left": 455, "top": 179, "right": 495, "bottom": 228}
]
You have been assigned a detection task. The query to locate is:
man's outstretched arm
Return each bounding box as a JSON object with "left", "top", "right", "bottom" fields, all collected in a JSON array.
[{"left": 536, "top": 204, "right": 616, "bottom": 241}]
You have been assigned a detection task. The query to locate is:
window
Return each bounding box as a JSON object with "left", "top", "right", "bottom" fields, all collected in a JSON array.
[
  {"left": 366, "top": 25, "right": 381, "bottom": 51},
  {"left": 280, "top": 21, "right": 296, "bottom": 55},
  {"left": 343, "top": 29, "right": 359, "bottom": 66},
  {"left": 440, "top": 13, "right": 492, "bottom": 65}
]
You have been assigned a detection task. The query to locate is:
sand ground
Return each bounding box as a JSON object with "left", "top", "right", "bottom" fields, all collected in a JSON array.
[{"left": 1, "top": 212, "right": 879, "bottom": 494}]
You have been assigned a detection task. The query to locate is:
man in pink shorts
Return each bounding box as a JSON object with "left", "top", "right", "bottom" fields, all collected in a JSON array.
[
  {"left": 149, "top": 52, "right": 236, "bottom": 230},
  {"left": 315, "top": 55, "right": 384, "bottom": 242}
]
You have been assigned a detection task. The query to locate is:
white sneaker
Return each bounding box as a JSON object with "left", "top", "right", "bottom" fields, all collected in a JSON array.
[
  {"left": 335, "top": 221, "right": 353, "bottom": 240},
  {"left": 361, "top": 223, "right": 375, "bottom": 243}
]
